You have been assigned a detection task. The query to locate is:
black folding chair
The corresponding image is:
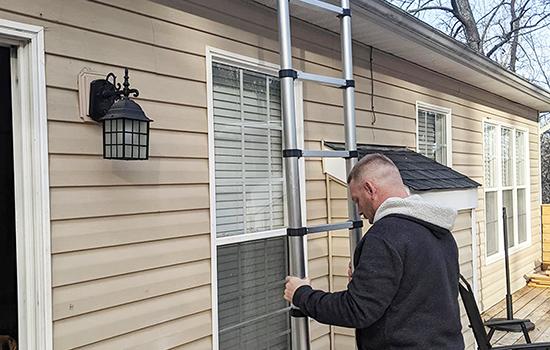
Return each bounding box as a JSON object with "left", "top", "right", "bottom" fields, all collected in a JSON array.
[{"left": 459, "top": 275, "right": 550, "bottom": 350}]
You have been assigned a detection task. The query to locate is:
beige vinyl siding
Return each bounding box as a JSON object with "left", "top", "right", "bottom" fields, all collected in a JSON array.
[{"left": 0, "top": 0, "right": 542, "bottom": 348}]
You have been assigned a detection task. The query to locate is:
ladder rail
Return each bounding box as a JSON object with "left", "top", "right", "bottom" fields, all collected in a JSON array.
[
  {"left": 277, "top": 0, "right": 311, "bottom": 349},
  {"left": 276, "top": 0, "right": 361, "bottom": 349}
]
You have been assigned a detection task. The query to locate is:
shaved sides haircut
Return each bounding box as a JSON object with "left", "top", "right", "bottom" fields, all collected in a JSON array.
[{"left": 347, "top": 153, "right": 404, "bottom": 188}]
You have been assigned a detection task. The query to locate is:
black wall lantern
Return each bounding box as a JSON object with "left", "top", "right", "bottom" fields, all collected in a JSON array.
[{"left": 89, "top": 68, "right": 152, "bottom": 160}]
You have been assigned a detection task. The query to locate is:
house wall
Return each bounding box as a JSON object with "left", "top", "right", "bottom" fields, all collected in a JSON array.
[{"left": 0, "top": 0, "right": 541, "bottom": 348}]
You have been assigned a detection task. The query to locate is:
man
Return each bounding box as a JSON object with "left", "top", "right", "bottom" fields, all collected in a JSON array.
[{"left": 284, "top": 153, "right": 464, "bottom": 349}]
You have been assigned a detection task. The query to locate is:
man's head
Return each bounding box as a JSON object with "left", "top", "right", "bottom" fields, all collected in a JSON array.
[{"left": 347, "top": 153, "right": 408, "bottom": 224}]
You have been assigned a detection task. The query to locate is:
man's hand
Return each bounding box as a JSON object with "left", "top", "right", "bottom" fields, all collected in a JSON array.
[
  {"left": 348, "top": 261, "right": 353, "bottom": 283},
  {"left": 284, "top": 276, "right": 311, "bottom": 303}
]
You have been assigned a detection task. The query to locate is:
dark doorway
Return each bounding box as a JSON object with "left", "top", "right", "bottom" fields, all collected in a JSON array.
[{"left": 0, "top": 46, "right": 18, "bottom": 341}]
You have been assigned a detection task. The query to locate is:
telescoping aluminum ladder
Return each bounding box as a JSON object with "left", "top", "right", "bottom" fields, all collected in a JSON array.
[{"left": 276, "top": 0, "right": 362, "bottom": 349}]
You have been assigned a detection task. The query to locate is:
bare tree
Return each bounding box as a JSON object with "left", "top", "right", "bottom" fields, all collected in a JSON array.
[{"left": 387, "top": 0, "right": 550, "bottom": 79}]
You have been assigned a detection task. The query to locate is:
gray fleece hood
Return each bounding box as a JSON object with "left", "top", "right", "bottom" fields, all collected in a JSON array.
[{"left": 373, "top": 195, "right": 457, "bottom": 232}]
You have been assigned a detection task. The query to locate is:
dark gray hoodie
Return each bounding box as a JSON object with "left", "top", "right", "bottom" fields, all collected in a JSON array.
[{"left": 293, "top": 195, "right": 464, "bottom": 349}]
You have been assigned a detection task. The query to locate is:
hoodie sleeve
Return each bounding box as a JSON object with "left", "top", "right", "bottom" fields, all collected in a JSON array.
[{"left": 292, "top": 231, "right": 403, "bottom": 329}]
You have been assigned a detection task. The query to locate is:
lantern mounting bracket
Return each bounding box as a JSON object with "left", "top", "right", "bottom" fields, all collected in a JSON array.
[{"left": 89, "top": 68, "right": 139, "bottom": 122}]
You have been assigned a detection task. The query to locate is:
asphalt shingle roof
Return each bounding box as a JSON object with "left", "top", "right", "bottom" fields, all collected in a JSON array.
[{"left": 325, "top": 143, "right": 481, "bottom": 191}]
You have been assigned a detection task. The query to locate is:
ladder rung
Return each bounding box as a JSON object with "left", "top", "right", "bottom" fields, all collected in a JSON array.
[
  {"left": 297, "top": 72, "right": 346, "bottom": 87},
  {"left": 291, "top": 0, "right": 344, "bottom": 15},
  {"left": 302, "top": 150, "right": 350, "bottom": 158},
  {"left": 307, "top": 221, "right": 352, "bottom": 234}
]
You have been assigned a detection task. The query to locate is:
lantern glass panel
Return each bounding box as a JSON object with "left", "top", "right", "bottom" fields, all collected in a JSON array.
[
  {"left": 133, "top": 121, "right": 139, "bottom": 133},
  {"left": 105, "top": 146, "right": 111, "bottom": 158},
  {"left": 125, "top": 133, "right": 132, "bottom": 145},
  {"left": 140, "top": 134, "right": 146, "bottom": 145},
  {"left": 125, "top": 119, "right": 132, "bottom": 132},
  {"left": 140, "top": 121, "right": 147, "bottom": 133},
  {"left": 140, "top": 147, "right": 147, "bottom": 159},
  {"left": 117, "top": 119, "right": 123, "bottom": 132}
]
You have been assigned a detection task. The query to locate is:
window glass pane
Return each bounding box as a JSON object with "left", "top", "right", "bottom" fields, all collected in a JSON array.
[
  {"left": 501, "top": 128, "right": 513, "bottom": 187},
  {"left": 434, "top": 112, "right": 447, "bottom": 165},
  {"left": 218, "top": 237, "right": 290, "bottom": 350},
  {"left": 485, "top": 191, "right": 499, "bottom": 256},
  {"left": 484, "top": 124, "right": 498, "bottom": 188},
  {"left": 518, "top": 188, "right": 528, "bottom": 244},
  {"left": 516, "top": 131, "right": 526, "bottom": 186},
  {"left": 213, "top": 63, "right": 284, "bottom": 237},
  {"left": 503, "top": 189, "right": 515, "bottom": 248}
]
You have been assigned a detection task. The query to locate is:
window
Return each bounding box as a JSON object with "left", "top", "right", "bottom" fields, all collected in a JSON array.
[
  {"left": 483, "top": 122, "right": 529, "bottom": 261},
  {"left": 417, "top": 102, "right": 452, "bottom": 166},
  {"left": 208, "top": 50, "right": 303, "bottom": 350}
]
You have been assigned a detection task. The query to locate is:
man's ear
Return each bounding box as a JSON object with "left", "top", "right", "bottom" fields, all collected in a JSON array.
[{"left": 363, "top": 181, "right": 374, "bottom": 195}]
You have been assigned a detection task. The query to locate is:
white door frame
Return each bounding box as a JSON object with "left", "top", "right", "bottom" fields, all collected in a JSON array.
[{"left": 0, "top": 19, "right": 52, "bottom": 350}]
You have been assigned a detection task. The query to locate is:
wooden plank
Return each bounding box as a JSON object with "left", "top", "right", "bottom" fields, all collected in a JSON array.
[
  {"left": 55, "top": 292, "right": 211, "bottom": 350},
  {"left": 52, "top": 209, "right": 209, "bottom": 253},
  {"left": 52, "top": 234, "right": 210, "bottom": 286},
  {"left": 53, "top": 259, "right": 210, "bottom": 320}
]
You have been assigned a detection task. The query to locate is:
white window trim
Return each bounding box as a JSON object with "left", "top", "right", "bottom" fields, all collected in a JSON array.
[
  {"left": 0, "top": 19, "right": 52, "bottom": 350},
  {"left": 483, "top": 119, "right": 531, "bottom": 266},
  {"left": 207, "top": 46, "right": 306, "bottom": 350},
  {"left": 415, "top": 101, "right": 453, "bottom": 167}
]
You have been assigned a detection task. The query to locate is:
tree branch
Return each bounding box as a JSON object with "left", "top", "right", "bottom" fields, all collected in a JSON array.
[{"left": 408, "top": 6, "right": 455, "bottom": 14}]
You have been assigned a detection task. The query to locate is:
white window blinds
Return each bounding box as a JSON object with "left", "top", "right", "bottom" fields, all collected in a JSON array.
[
  {"left": 418, "top": 109, "right": 448, "bottom": 165},
  {"left": 213, "top": 63, "right": 285, "bottom": 238}
]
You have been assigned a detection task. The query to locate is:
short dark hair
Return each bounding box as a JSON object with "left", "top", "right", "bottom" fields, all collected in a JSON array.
[{"left": 347, "top": 153, "right": 397, "bottom": 184}]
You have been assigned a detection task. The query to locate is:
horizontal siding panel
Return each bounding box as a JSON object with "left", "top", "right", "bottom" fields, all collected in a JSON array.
[
  {"left": 330, "top": 179, "right": 348, "bottom": 199},
  {"left": 334, "top": 334, "right": 355, "bottom": 350},
  {"left": 50, "top": 184, "right": 208, "bottom": 220},
  {"left": 52, "top": 209, "right": 209, "bottom": 254},
  {"left": 45, "top": 54, "right": 206, "bottom": 107},
  {"left": 310, "top": 320, "right": 330, "bottom": 341},
  {"left": 53, "top": 259, "right": 210, "bottom": 320},
  {"left": 304, "top": 121, "right": 415, "bottom": 147},
  {"left": 169, "top": 336, "right": 212, "bottom": 350},
  {"left": 54, "top": 287, "right": 210, "bottom": 350},
  {"left": 307, "top": 199, "right": 328, "bottom": 220},
  {"left": 311, "top": 334, "right": 330, "bottom": 350},
  {"left": 311, "top": 276, "right": 329, "bottom": 291},
  {"left": 333, "top": 236, "right": 351, "bottom": 257},
  {"left": 52, "top": 234, "right": 210, "bottom": 286},
  {"left": 309, "top": 256, "right": 329, "bottom": 279},
  {"left": 332, "top": 256, "right": 350, "bottom": 277},
  {"left": 306, "top": 180, "right": 327, "bottom": 200},
  {"left": 309, "top": 237, "right": 329, "bottom": 260},
  {"left": 46, "top": 87, "right": 208, "bottom": 133},
  {"left": 48, "top": 121, "right": 208, "bottom": 158},
  {"left": 50, "top": 155, "right": 208, "bottom": 187}
]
